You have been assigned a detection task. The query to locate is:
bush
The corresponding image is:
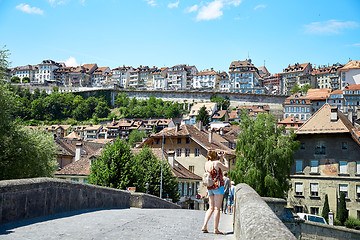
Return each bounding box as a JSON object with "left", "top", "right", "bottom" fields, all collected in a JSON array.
[
  {"left": 334, "top": 218, "right": 342, "bottom": 226},
  {"left": 344, "top": 217, "right": 360, "bottom": 229}
]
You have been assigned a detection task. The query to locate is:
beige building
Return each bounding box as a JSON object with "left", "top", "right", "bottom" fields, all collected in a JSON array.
[
  {"left": 279, "top": 63, "right": 313, "bottom": 95},
  {"left": 287, "top": 103, "right": 360, "bottom": 219},
  {"left": 140, "top": 123, "right": 235, "bottom": 196},
  {"left": 312, "top": 64, "right": 342, "bottom": 90}
]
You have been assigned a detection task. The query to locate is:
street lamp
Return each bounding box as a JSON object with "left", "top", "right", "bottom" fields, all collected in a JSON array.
[{"left": 145, "top": 182, "right": 149, "bottom": 194}]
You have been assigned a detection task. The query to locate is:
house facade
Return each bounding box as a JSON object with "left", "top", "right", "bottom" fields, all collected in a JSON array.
[
  {"left": 338, "top": 61, "right": 360, "bottom": 89},
  {"left": 192, "top": 68, "right": 220, "bottom": 90},
  {"left": 279, "top": 63, "right": 312, "bottom": 95},
  {"left": 229, "top": 59, "right": 261, "bottom": 93},
  {"left": 287, "top": 104, "right": 360, "bottom": 219}
]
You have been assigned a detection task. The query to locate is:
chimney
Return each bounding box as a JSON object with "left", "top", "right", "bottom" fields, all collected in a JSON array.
[
  {"left": 75, "top": 142, "right": 82, "bottom": 161},
  {"left": 168, "top": 151, "right": 175, "bottom": 168},
  {"left": 196, "top": 121, "right": 203, "bottom": 131},
  {"left": 209, "top": 129, "right": 213, "bottom": 143},
  {"left": 220, "top": 127, "right": 224, "bottom": 136},
  {"left": 330, "top": 107, "right": 338, "bottom": 122}
]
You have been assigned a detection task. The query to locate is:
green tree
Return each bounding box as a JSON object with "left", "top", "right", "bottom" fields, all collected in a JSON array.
[
  {"left": 94, "top": 100, "right": 110, "bottom": 118},
  {"left": 115, "top": 93, "right": 130, "bottom": 107},
  {"left": 22, "top": 77, "right": 30, "bottom": 83},
  {"left": 337, "top": 192, "right": 348, "bottom": 225},
  {"left": 210, "top": 94, "right": 230, "bottom": 110},
  {"left": 301, "top": 84, "right": 313, "bottom": 94},
  {"left": 196, "top": 106, "right": 210, "bottom": 126},
  {"left": 0, "top": 46, "right": 10, "bottom": 81},
  {"left": 132, "top": 146, "right": 179, "bottom": 202},
  {"left": 11, "top": 76, "right": 20, "bottom": 83},
  {"left": 322, "top": 194, "right": 330, "bottom": 222},
  {"left": 230, "top": 111, "right": 300, "bottom": 198},
  {"left": 289, "top": 84, "right": 301, "bottom": 95},
  {"left": 128, "top": 129, "right": 147, "bottom": 147},
  {"left": 0, "top": 83, "right": 58, "bottom": 180},
  {"left": 88, "top": 138, "right": 134, "bottom": 189}
]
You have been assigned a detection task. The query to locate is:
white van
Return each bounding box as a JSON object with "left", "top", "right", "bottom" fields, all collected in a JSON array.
[{"left": 297, "top": 213, "right": 327, "bottom": 224}]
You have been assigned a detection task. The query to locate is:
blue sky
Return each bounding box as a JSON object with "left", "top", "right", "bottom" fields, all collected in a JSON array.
[{"left": 0, "top": 0, "right": 359, "bottom": 74}]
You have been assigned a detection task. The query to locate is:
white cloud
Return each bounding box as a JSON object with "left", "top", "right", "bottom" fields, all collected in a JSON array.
[
  {"left": 196, "top": 0, "right": 224, "bottom": 21},
  {"left": 195, "top": 0, "right": 242, "bottom": 21},
  {"left": 16, "top": 3, "right": 44, "bottom": 15},
  {"left": 304, "top": 20, "right": 358, "bottom": 35},
  {"left": 80, "top": 0, "right": 86, "bottom": 6},
  {"left": 254, "top": 4, "right": 266, "bottom": 10},
  {"left": 352, "top": 43, "right": 360, "bottom": 46},
  {"left": 185, "top": 4, "right": 198, "bottom": 13},
  {"left": 65, "top": 57, "right": 78, "bottom": 67},
  {"left": 145, "top": 0, "right": 157, "bottom": 7},
  {"left": 168, "top": 1, "right": 179, "bottom": 8},
  {"left": 48, "top": 0, "right": 68, "bottom": 6}
]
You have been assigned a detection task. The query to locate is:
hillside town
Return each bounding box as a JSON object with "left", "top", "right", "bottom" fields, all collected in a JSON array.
[{"left": 6, "top": 59, "right": 360, "bottom": 95}]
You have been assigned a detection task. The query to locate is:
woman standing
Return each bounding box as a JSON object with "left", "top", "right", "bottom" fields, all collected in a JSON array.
[{"left": 201, "top": 150, "right": 229, "bottom": 235}]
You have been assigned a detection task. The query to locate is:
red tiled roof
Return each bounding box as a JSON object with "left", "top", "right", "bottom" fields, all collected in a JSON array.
[
  {"left": 278, "top": 116, "right": 303, "bottom": 124},
  {"left": 306, "top": 88, "right": 331, "bottom": 100},
  {"left": 341, "top": 61, "right": 360, "bottom": 70},
  {"left": 344, "top": 84, "right": 360, "bottom": 91}
]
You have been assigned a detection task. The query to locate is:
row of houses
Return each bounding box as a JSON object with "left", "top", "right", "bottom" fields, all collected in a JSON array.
[{"left": 9, "top": 59, "right": 360, "bottom": 94}]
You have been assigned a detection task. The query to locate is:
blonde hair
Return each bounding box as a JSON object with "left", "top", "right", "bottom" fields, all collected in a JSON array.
[{"left": 207, "top": 150, "right": 218, "bottom": 161}]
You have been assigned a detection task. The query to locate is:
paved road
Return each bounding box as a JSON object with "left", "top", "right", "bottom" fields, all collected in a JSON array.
[{"left": 0, "top": 208, "right": 234, "bottom": 240}]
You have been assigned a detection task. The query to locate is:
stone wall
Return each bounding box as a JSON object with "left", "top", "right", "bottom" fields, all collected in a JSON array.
[
  {"left": 233, "top": 183, "right": 296, "bottom": 240},
  {"left": 0, "top": 178, "right": 180, "bottom": 224}
]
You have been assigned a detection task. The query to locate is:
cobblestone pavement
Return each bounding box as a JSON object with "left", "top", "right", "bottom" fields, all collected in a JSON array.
[{"left": 0, "top": 208, "right": 234, "bottom": 240}]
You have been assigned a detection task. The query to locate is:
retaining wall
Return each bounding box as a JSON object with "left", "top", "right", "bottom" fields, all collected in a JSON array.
[
  {"left": 233, "top": 183, "right": 296, "bottom": 240},
  {"left": 0, "top": 178, "right": 179, "bottom": 224}
]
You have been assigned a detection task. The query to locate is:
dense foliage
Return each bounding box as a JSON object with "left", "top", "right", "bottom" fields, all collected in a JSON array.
[
  {"left": 0, "top": 83, "right": 58, "bottom": 180},
  {"left": 128, "top": 129, "right": 147, "bottom": 147},
  {"left": 230, "top": 111, "right": 300, "bottom": 198},
  {"left": 210, "top": 94, "right": 230, "bottom": 110},
  {"left": 115, "top": 93, "right": 185, "bottom": 119},
  {"left": 337, "top": 192, "right": 348, "bottom": 225},
  {"left": 321, "top": 194, "right": 330, "bottom": 222},
  {"left": 196, "top": 106, "right": 210, "bottom": 126},
  {"left": 6, "top": 86, "right": 111, "bottom": 123},
  {"left": 88, "top": 140, "right": 179, "bottom": 202}
]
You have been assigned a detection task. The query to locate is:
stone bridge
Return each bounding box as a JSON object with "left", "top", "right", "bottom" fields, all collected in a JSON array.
[{"left": 1, "top": 178, "right": 359, "bottom": 239}]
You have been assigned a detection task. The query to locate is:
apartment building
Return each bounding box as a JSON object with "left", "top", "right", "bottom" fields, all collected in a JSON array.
[
  {"left": 167, "top": 64, "right": 198, "bottom": 90},
  {"left": 312, "top": 64, "right": 342, "bottom": 90},
  {"left": 152, "top": 67, "right": 168, "bottom": 90},
  {"left": 343, "top": 85, "right": 360, "bottom": 115},
  {"left": 328, "top": 89, "right": 344, "bottom": 111},
  {"left": 338, "top": 61, "right": 360, "bottom": 89},
  {"left": 262, "top": 74, "right": 281, "bottom": 95},
  {"left": 67, "top": 64, "right": 98, "bottom": 87},
  {"left": 192, "top": 68, "right": 220, "bottom": 90},
  {"left": 91, "top": 67, "right": 111, "bottom": 87},
  {"left": 279, "top": 63, "right": 313, "bottom": 95},
  {"left": 218, "top": 71, "right": 230, "bottom": 92},
  {"left": 287, "top": 104, "right": 360, "bottom": 219},
  {"left": 188, "top": 102, "right": 217, "bottom": 125},
  {"left": 228, "top": 59, "right": 262, "bottom": 93},
  {"left": 283, "top": 93, "right": 312, "bottom": 121},
  {"left": 111, "top": 66, "right": 133, "bottom": 88}
]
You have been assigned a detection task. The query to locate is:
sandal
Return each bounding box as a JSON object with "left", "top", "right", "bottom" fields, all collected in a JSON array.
[
  {"left": 214, "top": 230, "right": 224, "bottom": 235},
  {"left": 201, "top": 228, "right": 208, "bottom": 233}
]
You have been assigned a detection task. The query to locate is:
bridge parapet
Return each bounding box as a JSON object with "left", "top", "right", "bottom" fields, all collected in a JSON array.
[
  {"left": 233, "top": 183, "right": 296, "bottom": 240},
  {"left": 0, "top": 178, "right": 179, "bottom": 225}
]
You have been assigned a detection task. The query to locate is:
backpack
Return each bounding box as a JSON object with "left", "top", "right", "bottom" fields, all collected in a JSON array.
[{"left": 202, "top": 172, "right": 215, "bottom": 187}]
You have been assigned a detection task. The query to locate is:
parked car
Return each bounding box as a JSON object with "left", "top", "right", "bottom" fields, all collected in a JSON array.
[{"left": 297, "top": 213, "right": 327, "bottom": 224}]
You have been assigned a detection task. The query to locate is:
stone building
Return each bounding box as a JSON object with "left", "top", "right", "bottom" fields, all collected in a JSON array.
[
  {"left": 279, "top": 63, "right": 313, "bottom": 95},
  {"left": 287, "top": 103, "right": 360, "bottom": 219},
  {"left": 229, "top": 59, "right": 262, "bottom": 93}
]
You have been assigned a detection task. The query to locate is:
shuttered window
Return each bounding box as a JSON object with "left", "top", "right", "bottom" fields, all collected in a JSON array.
[{"left": 295, "top": 183, "right": 303, "bottom": 196}]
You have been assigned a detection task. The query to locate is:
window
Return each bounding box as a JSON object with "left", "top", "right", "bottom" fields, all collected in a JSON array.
[
  {"left": 185, "top": 148, "right": 190, "bottom": 157},
  {"left": 310, "top": 183, "right": 319, "bottom": 197},
  {"left": 357, "top": 161, "right": 360, "bottom": 174},
  {"left": 189, "top": 165, "right": 195, "bottom": 173},
  {"left": 296, "top": 160, "right": 303, "bottom": 173},
  {"left": 311, "top": 160, "right": 319, "bottom": 173},
  {"left": 295, "top": 183, "right": 303, "bottom": 196},
  {"left": 315, "top": 142, "right": 326, "bottom": 155},
  {"left": 300, "top": 143, "right": 305, "bottom": 149},
  {"left": 339, "top": 184, "right": 348, "bottom": 198},
  {"left": 339, "top": 161, "right": 348, "bottom": 174},
  {"left": 71, "top": 178, "right": 79, "bottom": 182},
  {"left": 294, "top": 206, "right": 303, "bottom": 213},
  {"left": 156, "top": 139, "right": 160, "bottom": 145},
  {"left": 310, "top": 207, "right": 319, "bottom": 215},
  {"left": 195, "top": 148, "right": 200, "bottom": 157},
  {"left": 176, "top": 148, "right": 182, "bottom": 157},
  {"left": 357, "top": 185, "right": 360, "bottom": 199},
  {"left": 342, "top": 142, "right": 348, "bottom": 150},
  {"left": 177, "top": 138, "right": 181, "bottom": 144}
]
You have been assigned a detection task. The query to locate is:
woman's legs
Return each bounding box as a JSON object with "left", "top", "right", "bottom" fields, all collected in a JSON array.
[
  {"left": 202, "top": 195, "right": 214, "bottom": 231},
  {"left": 213, "top": 194, "right": 224, "bottom": 233}
]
